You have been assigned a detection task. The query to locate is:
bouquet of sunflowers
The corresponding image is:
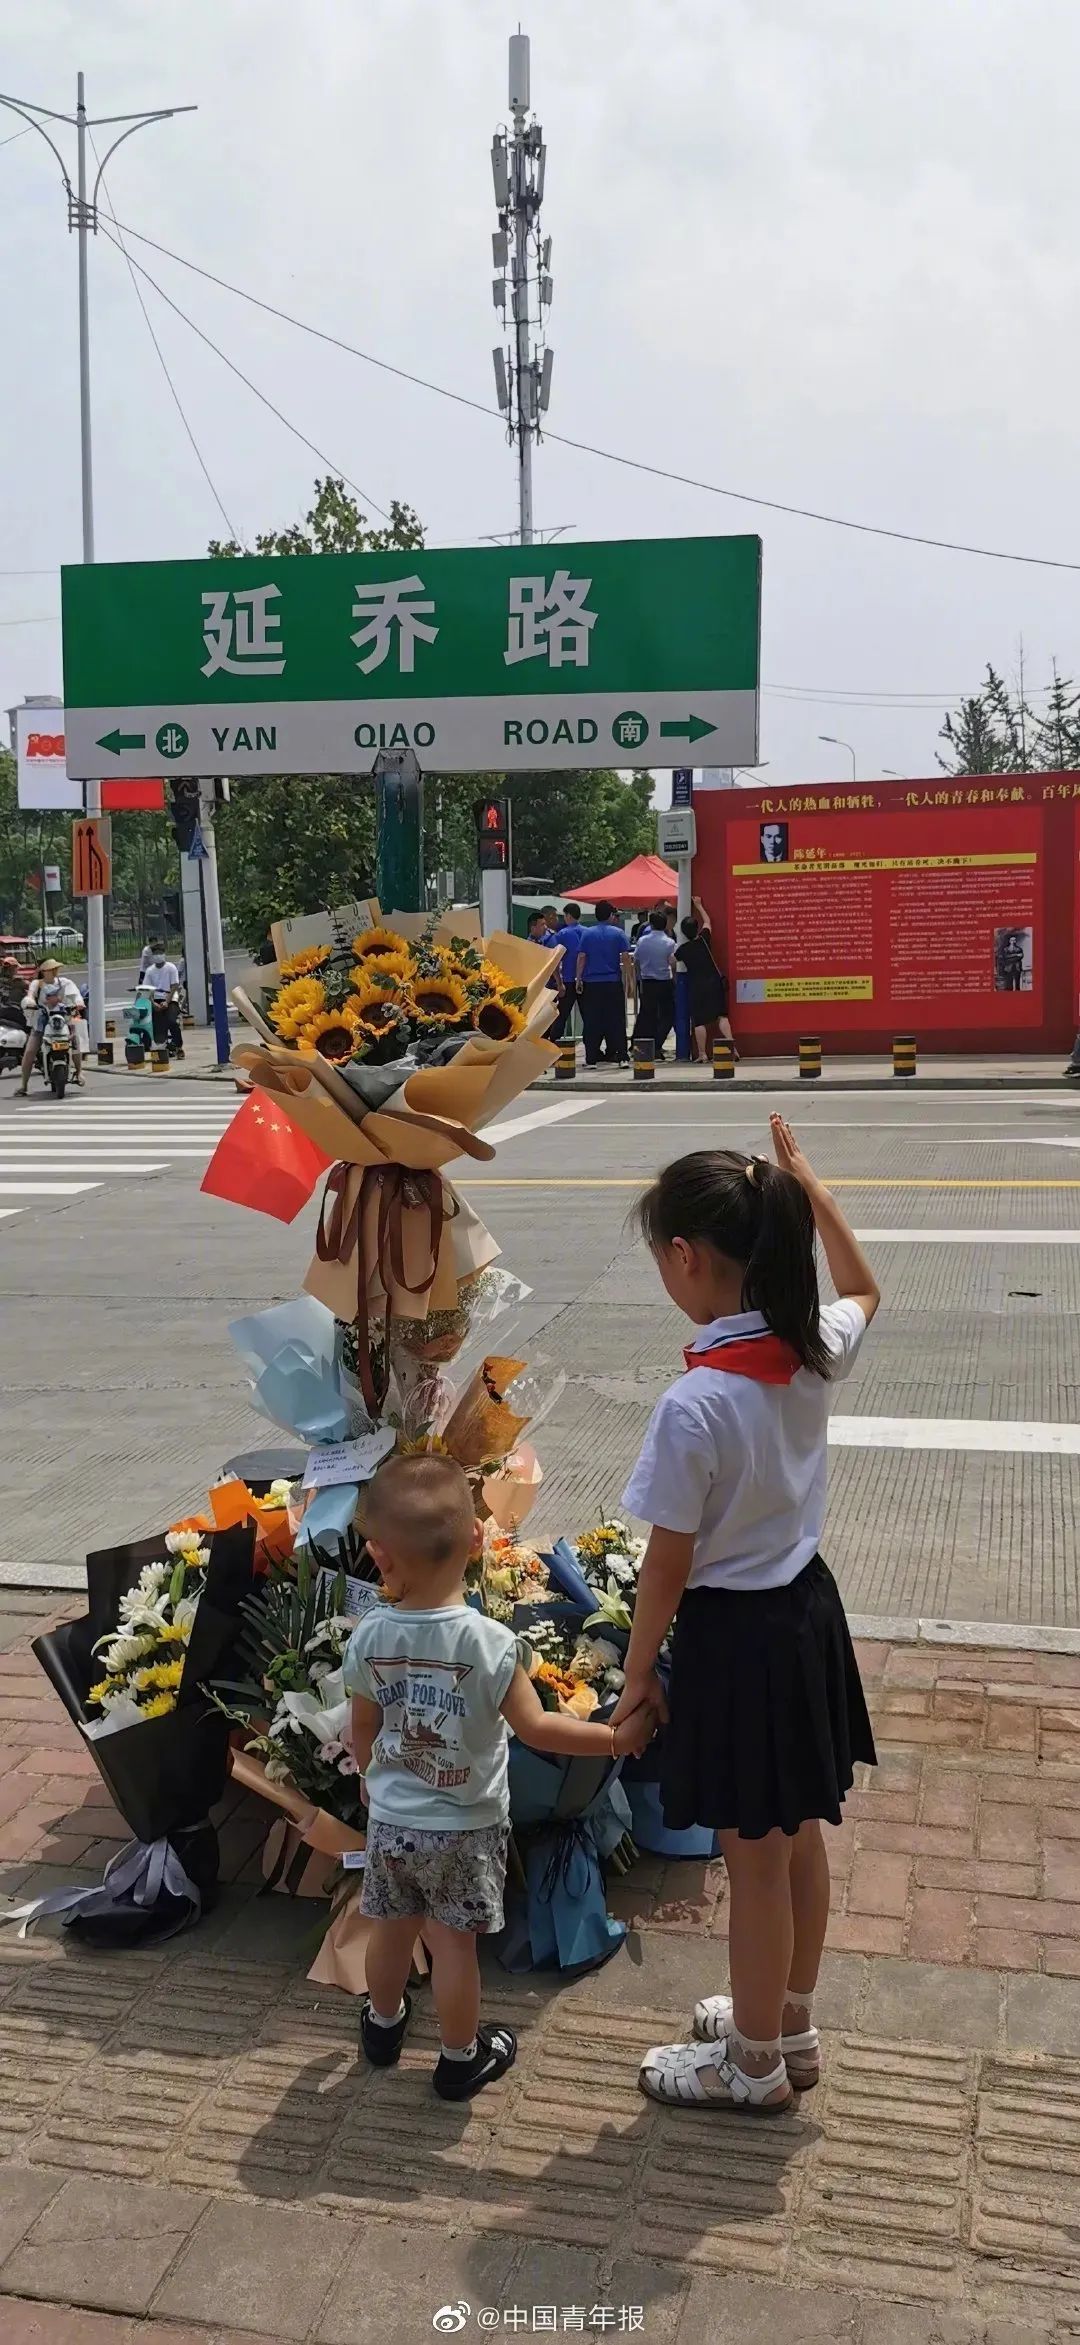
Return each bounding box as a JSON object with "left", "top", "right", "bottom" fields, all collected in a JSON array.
[{"left": 265, "top": 921, "right": 532, "bottom": 1069}]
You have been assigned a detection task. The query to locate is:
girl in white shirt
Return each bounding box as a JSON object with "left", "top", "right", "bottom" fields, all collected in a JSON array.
[{"left": 611, "top": 1114, "right": 880, "bottom": 2115}]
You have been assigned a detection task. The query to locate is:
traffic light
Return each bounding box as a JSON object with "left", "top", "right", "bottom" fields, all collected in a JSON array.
[
  {"left": 474, "top": 794, "right": 510, "bottom": 871},
  {"left": 168, "top": 775, "right": 200, "bottom": 854}
]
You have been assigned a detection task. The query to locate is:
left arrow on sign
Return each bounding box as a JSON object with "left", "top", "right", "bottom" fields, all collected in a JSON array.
[{"left": 97, "top": 728, "right": 147, "bottom": 755}]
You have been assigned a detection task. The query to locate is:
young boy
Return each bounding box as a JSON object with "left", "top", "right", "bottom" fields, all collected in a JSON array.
[{"left": 345, "top": 1452, "right": 652, "bottom": 2101}]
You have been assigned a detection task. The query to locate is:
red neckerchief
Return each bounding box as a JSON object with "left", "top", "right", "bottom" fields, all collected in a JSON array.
[{"left": 683, "top": 1329, "right": 801, "bottom": 1385}]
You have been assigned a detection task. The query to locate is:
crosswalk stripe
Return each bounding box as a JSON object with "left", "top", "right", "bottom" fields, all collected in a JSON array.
[
  {"left": 0, "top": 1181, "right": 97, "bottom": 1195},
  {"left": 0, "top": 1160, "right": 168, "bottom": 1174}
]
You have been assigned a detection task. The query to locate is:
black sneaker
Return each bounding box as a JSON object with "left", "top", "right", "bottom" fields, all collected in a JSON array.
[
  {"left": 359, "top": 1989, "right": 413, "bottom": 2067},
  {"left": 433, "top": 2023, "right": 518, "bottom": 2101}
]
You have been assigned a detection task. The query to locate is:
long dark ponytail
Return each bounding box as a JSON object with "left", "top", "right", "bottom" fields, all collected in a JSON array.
[{"left": 636, "top": 1148, "right": 831, "bottom": 1376}]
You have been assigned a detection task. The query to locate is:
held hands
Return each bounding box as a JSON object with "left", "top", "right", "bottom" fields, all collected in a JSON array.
[
  {"left": 611, "top": 1699, "right": 658, "bottom": 1759},
  {"left": 609, "top": 1668, "right": 669, "bottom": 1739}
]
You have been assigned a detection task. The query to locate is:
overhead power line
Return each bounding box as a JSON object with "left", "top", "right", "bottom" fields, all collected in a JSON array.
[
  {"left": 90, "top": 136, "right": 242, "bottom": 545},
  {"left": 95, "top": 219, "right": 393, "bottom": 525},
  {"left": 107, "top": 212, "right": 1080, "bottom": 577}
]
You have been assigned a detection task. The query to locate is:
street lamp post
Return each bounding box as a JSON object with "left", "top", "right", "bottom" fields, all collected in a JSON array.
[
  {"left": 0, "top": 73, "right": 195, "bottom": 1048},
  {"left": 819, "top": 734, "right": 857, "bottom": 782}
]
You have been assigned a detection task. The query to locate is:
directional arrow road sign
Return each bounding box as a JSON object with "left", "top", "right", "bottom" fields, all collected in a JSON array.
[
  {"left": 97, "top": 728, "right": 147, "bottom": 756},
  {"left": 659, "top": 715, "right": 716, "bottom": 743}
]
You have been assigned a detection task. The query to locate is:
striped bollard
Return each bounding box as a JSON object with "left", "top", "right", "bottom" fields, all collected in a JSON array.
[
  {"left": 105, "top": 1017, "right": 116, "bottom": 1038},
  {"left": 151, "top": 1043, "right": 170, "bottom": 1073},
  {"left": 893, "top": 1033, "right": 917, "bottom": 1080},
  {"left": 555, "top": 1039, "right": 576, "bottom": 1082},
  {"left": 633, "top": 1037, "right": 655, "bottom": 1082},
  {"left": 712, "top": 1036, "right": 735, "bottom": 1080},
  {"left": 798, "top": 1035, "right": 822, "bottom": 1081}
]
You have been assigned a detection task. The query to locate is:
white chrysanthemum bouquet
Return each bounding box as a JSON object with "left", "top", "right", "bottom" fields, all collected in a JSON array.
[{"left": 86, "top": 1528, "right": 212, "bottom": 1737}]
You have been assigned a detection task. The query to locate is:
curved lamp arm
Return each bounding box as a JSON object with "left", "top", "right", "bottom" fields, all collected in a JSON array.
[{"left": 0, "top": 94, "right": 72, "bottom": 197}]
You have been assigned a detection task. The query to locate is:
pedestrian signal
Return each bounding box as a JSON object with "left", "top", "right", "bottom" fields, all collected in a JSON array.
[{"left": 474, "top": 795, "right": 510, "bottom": 871}]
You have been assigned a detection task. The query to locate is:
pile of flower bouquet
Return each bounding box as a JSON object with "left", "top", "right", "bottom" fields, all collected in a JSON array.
[{"left": 265, "top": 923, "right": 531, "bottom": 1067}]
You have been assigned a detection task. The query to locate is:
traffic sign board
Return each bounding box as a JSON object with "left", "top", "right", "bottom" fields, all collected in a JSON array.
[
  {"left": 71, "top": 816, "right": 112, "bottom": 897},
  {"left": 61, "top": 534, "right": 760, "bottom": 778}
]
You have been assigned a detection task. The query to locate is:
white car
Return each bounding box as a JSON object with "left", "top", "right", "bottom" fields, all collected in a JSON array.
[{"left": 29, "top": 923, "right": 85, "bottom": 952}]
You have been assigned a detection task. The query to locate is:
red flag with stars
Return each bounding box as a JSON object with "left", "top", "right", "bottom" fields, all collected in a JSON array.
[{"left": 200, "top": 1087, "right": 333, "bottom": 1223}]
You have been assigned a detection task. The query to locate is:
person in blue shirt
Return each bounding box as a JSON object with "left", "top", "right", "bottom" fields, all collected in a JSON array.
[
  {"left": 632, "top": 906, "right": 677, "bottom": 1058},
  {"left": 575, "top": 900, "right": 632, "bottom": 1067},
  {"left": 550, "top": 901, "right": 584, "bottom": 1042}
]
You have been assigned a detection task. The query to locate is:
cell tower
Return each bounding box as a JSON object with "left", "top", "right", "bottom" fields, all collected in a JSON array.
[{"left": 491, "top": 30, "right": 552, "bottom": 546}]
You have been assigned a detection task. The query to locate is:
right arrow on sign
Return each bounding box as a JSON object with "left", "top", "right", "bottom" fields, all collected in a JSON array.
[
  {"left": 96, "top": 728, "right": 147, "bottom": 756},
  {"left": 659, "top": 715, "right": 716, "bottom": 743}
]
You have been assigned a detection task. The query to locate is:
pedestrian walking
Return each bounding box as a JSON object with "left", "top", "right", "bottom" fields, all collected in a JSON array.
[
  {"left": 633, "top": 907, "right": 677, "bottom": 1057},
  {"left": 575, "top": 901, "right": 632, "bottom": 1067},
  {"left": 610, "top": 1117, "right": 880, "bottom": 2112},
  {"left": 344, "top": 1455, "right": 651, "bottom": 2099},
  {"left": 675, "top": 896, "right": 737, "bottom": 1065}
]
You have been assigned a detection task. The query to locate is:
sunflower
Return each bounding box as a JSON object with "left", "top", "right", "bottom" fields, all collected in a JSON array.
[
  {"left": 270, "top": 976, "right": 326, "bottom": 1035},
  {"left": 352, "top": 977, "right": 407, "bottom": 1021},
  {"left": 472, "top": 993, "right": 526, "bottom": 1042},
  {"left": 278, "top": 945, "right": 332, "bottom": 981},
  {"left": 353, "top": 951, "right": 412, "bottom": 989},
  {"left": 299, "top": 1005, "right": 363, "bottom": 1062},
  {"left": 353, "top": 926, "right": 409, "bottom": 963},
  {"left": 411, "top": 974, "right": 471, "bottom": 1027}
]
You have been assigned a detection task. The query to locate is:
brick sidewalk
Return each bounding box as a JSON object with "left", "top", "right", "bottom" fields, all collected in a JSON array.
[{"left": 1, "top": 1616, "right": 1079, "bottom": 2343}]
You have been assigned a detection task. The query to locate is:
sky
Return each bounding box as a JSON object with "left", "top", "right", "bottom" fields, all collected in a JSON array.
[{"left": 4, "top": 0, "right": 1080, "bottom": 800}]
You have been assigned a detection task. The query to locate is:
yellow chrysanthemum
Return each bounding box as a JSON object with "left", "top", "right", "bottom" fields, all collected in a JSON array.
[
  {"left": 472, "top": 994, "right": 525, "bottom": 1042},
  {"left": 270, "top": 977, "right": 326, "bottom": 1033},
  {"left": 299, "top": 1006, "right": 362, "bottom": 1062},
  {"left": 353, "top": 926, "right": 409, "bottom": 962},
  {"left": 411, "top": 974, "right": 470, "bottom": 1025},
  {"left": 88, "top": 1678, "right": 112, "bottom": 1706},
  {"left": 278, "top": 945, "right": 332, "bottom": 980},
  {"left": 139, "top": 1690, "right": 178, "bottom": 1721}
]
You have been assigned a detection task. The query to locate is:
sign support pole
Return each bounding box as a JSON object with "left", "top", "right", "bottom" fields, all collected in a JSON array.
[
  {"left": 74, "top": 74, "right": 107, "bottom": 1051},
  {"left": 197, "top": 782, "right": 231, "bottom": 1065},
  {"left": 374, "top": 747, "right": 424, "bottom": 916}
]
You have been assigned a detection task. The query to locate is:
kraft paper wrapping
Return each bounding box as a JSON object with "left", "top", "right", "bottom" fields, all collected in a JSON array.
[
  {"left": 444, "top": 1356, "right": 530, "bottom": 1470},
  {"left": 229, "top": 1750, "right": 429, "bottom": 1993},
  {"left": 306, "top": 1891, "right": 430, "bottom": 1994},
  {"left": 482, "top": 1443, "right": 544, "bottom": 1531},
  {"left": 303, "top": 1167, "right": 501, "bottom": 1324}
]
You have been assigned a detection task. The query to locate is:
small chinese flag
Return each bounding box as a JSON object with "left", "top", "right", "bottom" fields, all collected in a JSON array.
[{"left": 200, "top": 1087, "right": 333, "bottom": 1223}]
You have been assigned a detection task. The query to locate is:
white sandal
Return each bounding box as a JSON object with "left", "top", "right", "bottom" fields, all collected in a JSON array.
[
  {"left": 692, "top": 1994, "right": 820, "bottom": 2090},
  {"left": 639, "top": 2036, "right": 793, "bottom": 2112}
]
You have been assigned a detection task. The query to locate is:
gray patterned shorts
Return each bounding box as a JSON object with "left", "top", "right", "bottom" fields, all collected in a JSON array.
[{"left": 360, "top": 1820, "right": 509, "bottom": 1935}]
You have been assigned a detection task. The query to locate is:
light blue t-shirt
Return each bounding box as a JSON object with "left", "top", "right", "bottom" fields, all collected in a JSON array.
[
  {"left": 343, "top": 1603, "right": 519, "bottom": 1830},
  {"left": 634, "top": 929, "right": 675, "bottom": 981}
]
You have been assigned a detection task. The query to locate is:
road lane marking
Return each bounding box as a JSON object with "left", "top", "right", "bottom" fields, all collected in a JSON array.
[
  {"left": 0, "top": 1160, "right": 168, "bottom": 1175},
  {"left": 487, "top": 1099, "right": 602, "bottom": 1144},
  {"left": 853, "top": 1228, "right": 1080, "bottom": 1243},
  {"left": 829, "top": 1417, "right": 1080, "bottom": 1455}
]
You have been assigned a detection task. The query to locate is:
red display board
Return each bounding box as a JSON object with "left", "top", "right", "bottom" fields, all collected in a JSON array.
[{"left": 692, "top": 774, "right": 1080, "bottom": 1055}]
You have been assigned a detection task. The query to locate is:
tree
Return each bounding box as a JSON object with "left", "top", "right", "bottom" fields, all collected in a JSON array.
[
  {"left": 1031, "top": 662, "right": 1080, "bottom": 772},
  {"left": 506, "top": 767, "right": 656, "bottom": 891}
]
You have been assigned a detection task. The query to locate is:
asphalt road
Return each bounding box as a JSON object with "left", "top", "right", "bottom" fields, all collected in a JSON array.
[{"left": 2, "top": 1073, "right": 1080, "bottom": 1628}]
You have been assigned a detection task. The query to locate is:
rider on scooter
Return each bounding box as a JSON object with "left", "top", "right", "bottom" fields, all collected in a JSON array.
[{"left": 18, "top": 957, "right": 86, "bottom": 1093}]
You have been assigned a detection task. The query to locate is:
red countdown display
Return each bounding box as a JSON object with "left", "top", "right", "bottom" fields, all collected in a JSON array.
[{"left": 691, "top": 774, "right": 1080, "bottom": 1055}]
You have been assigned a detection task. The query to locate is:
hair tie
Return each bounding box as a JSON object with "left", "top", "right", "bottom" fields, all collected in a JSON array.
[{"left": 745, "top": 1160, "right": 758, "bottom": 1187}]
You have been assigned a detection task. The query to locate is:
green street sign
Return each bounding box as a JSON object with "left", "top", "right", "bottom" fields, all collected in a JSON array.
[{"left": 62, "top": 533, "right": 760, "bottom": 779}]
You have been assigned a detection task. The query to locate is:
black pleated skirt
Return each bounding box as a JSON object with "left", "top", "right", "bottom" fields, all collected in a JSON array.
[{"left": 660, "top": 1555, "right": 877, "bottom": 1840}]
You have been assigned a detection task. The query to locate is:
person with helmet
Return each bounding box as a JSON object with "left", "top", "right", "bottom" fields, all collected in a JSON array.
[{"left": 18, "top": 957, "right": 86, "bottom": 1093}]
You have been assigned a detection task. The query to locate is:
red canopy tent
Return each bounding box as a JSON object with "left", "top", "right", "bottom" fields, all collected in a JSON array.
[{"left": 570, "top": 853, "right": 678, "bottom": 910}]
